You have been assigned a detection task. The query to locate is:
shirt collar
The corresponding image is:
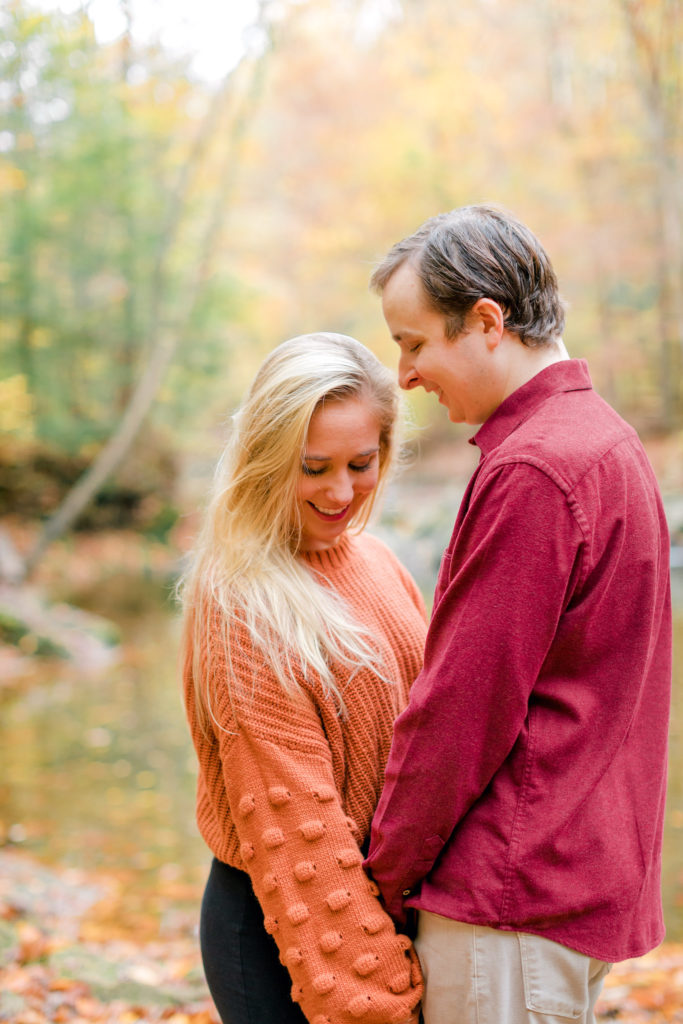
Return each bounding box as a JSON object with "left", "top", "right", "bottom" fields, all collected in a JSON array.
[{"left": 471, "top": 358, "right": 593, "bottom": 455}]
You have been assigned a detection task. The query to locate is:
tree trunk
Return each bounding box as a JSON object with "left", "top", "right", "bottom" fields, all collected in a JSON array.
[
  {"left": 619, "top": 0, "right": 683, "bottom": 425},
  {"left": 16, "top": 5, "right": 273, "bottom": 582}
]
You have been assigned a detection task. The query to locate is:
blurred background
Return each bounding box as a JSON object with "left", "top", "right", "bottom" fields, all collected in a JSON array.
[{"left": 0, "top": 0, "right": 681, "bottom": 1013}]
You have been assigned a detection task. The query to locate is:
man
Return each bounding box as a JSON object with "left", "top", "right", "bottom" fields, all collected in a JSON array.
[{"left": 365, "top": 205, "right": 672, "bottom": 1024}]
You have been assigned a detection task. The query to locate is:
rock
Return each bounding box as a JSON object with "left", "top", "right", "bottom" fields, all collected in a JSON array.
[
  {"left": 0, "top": 527, "right": 24, "bottom": 584},
  {"left": 0, "top": 919, "right": 17, "bottom": 969},
  {"left": 0, "top": 851, "right": 109, "bottom": 941},
  {"left": 0, "top": 992, "right": 25, "bottom": 1019},
  {"left": 0, "top": 584, "right": 120, "bottom": 675}
]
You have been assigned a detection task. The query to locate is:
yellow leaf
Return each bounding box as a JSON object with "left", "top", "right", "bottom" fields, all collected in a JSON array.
[{"left": 0, "top": 161, "right": 26, "bottom": 192}]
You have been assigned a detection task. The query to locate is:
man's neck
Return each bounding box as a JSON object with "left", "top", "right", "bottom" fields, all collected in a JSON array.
[{"left": 500, "top": 334, "right": 570, "bottom": 404}]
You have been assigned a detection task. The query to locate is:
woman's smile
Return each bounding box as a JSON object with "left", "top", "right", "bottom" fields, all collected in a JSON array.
[{"left": 308, "top": 501, "right": 351, "bottom": 521}]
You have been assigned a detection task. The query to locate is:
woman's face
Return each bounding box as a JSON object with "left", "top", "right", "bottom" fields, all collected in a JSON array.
[{"left": 296, "top": 394, "right": 382, "bottom": 552}]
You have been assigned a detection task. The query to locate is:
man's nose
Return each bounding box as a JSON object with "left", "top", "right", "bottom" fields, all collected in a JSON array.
[{"left": 398, "top": 354, "right": 422, "bottom": 391}]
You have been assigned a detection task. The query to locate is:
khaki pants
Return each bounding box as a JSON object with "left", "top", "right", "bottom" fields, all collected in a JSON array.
[{"left": 414, "top": 912, "right": 611, "bottom": 1024}]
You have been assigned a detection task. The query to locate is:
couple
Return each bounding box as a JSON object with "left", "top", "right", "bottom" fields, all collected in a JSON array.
[{"left": 181, "top": 205, "right": 672, "bottom": 1024}]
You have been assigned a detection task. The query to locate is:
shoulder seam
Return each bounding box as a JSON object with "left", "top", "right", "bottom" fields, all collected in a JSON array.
[{"left": 476, "top": 456, "right": 590, "bottom": 592}]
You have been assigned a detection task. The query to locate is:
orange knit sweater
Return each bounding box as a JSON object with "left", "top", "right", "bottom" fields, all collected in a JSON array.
[{"left": 183, "top": 532, "right": 427, "bottom": 1024}]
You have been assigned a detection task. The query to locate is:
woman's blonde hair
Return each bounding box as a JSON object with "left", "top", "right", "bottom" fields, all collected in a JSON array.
[{"left": 180, "top": 332, "right": 401, "bottom": 726}]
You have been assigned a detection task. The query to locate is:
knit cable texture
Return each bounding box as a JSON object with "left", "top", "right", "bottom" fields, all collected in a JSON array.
[{"left": 184, "top": 533, "right": 427, "bottom": 1024}]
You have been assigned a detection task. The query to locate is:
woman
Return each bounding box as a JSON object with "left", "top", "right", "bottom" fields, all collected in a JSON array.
[{"left": 180, "top": 333, "right": 426, "bottom": 1024}]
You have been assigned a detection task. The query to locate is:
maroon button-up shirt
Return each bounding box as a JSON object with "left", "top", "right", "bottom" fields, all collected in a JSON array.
[{"left": 366, "top": 359, "right": 672, "bottom": 962}]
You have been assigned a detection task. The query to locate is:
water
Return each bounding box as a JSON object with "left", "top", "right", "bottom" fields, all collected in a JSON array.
[
  {"left": 1, "top": 578, "right": 682, "bottom": 942},
  {"left": 0, "top": 600, "right": 211, "bottom": 933}
]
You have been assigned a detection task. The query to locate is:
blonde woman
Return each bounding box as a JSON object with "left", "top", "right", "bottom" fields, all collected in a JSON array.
[{"left": 180, "top": 333, "right": 426, "bottom": 1024}]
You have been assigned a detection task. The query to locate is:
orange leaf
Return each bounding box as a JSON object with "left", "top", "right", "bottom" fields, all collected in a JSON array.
[
  {"left": 17, "top": 922, "right": 49, "bottom": 963},
  {"left": 49, "top": 977, "right": 81, "bottom": 992},
  {"left": 14, "top": 1011, "right": 46, "bottom": 1024}
]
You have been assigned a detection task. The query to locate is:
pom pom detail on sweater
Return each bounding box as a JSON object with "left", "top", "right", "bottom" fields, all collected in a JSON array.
[
  {"left": 294, "top": 860, "right": 317, "bottom": 882},
  {"left": 389, "top": 970, "right": 411, "bottom": 994},
  {"left": 286, "top": 902, "right": 311, "bottom": 926},
  {"left": 299, "top": 820, "right": 326, "bottom": 842},
  {"left": 353, "top": 953, "right": 381, "bottom": 976},
  {"left": 312, "top": 972, "right": 337, "bottom": 995},
  {"left": 291, "top": 984, "right": 305, "bottom": 1004},
  {"left": 325, "top": 889, "right": 352, "bottom": 912},
  {"left": 311, "top": 784, "right": 336, "bottom": 802},
  {"left": 238, "top": 793, "right": 256, "bottom": 817},
  {"left": 360, "top": 914, "right": 386, "bottom": 935},
  {"left": 262, "top": 871, "right": 278, "bottom": 893},
  {"left": 319, "top": 930, "right": 344, "bottom": 954},
  {"left": 336, "top": 847, "right": 363, "bottom": 869},
  {"left": 268, "top": 785, "right": 292, "bottom": 806},
  {"left": 348, "top": 994, "right": 374, "bottom": 1018},
  {"left": 262, "top": 827, "right": 285, "bottom": 848}
]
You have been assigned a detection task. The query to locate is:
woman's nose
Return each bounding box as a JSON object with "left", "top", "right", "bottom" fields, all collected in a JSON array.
[{"left": 324, "top": 472, "right": 354, "bottom": 505}]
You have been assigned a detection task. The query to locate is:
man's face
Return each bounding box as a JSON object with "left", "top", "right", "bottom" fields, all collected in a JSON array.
[{"left": 381, "top": 261, "right": 503, "bottom": 425}]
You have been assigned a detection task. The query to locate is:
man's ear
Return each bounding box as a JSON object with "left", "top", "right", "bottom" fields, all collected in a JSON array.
[{"left": 471, "top": 298, "right": 505, "bottom": 348}]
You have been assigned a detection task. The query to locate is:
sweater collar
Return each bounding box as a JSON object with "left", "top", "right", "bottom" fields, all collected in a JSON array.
[
  {"left": 300, "top": 533, "right": 355, "bottom": 572},
  {"left": 471, "top": 358, "right": 593, "bottom": 456}
]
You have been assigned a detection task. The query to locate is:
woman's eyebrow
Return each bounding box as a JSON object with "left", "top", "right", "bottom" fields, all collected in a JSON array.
[{"left": 303, "top": 446, "right": 379, "bottom": 461}]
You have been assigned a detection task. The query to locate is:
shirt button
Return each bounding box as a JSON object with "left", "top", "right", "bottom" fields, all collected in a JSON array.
[{"left": 402, "top": 889, "right": 411, "bottom": 896}]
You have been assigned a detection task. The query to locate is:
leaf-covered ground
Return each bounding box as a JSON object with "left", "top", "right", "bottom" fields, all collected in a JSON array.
[
  {"left": 0, "top": 850, "right": 681, "bottom": 1023},
  {"left": 0, "top": 850, "right": 214, "bottom": 1024}
]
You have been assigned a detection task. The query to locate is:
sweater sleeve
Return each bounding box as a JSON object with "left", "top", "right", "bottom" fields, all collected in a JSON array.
[{"left": 210, "top": 623, "right": 422, "bottom": 1024}]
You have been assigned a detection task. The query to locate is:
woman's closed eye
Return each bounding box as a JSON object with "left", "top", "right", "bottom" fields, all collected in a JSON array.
[{"left": 301, "top": 458, "right": 375, "bottom": 477}]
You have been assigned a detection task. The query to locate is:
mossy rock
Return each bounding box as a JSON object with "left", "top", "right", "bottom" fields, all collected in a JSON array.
[
  {"left": 49, "top": 947, "right": 187, "bottom": 1005},
  {"left": 0, "top": 607, "right": 71, "bottom": 659},
  {"left": 0, "top": 991, "right": 25, "bottom": 1018},
  {"left": 0, "top": 584, "right": 120, "bottom": 671},
  {"left": 0, "top": 434, "right": 178, "bottom": 532},
  {"left": 0, "top": 919, "right": 17, "bottom": 968}
]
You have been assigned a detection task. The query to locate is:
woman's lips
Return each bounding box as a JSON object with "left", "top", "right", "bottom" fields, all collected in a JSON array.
[{"left": 308, "top": 502, "right": 350, "bottom": 522}]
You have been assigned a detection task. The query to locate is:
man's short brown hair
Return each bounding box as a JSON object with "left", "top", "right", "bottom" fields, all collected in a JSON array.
[{"left": 370, "top": 205, "right": 566, "bottom": 348}]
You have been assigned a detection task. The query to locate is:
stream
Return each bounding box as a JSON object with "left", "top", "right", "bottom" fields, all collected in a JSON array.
[{"left": 1, "top": 553, "right": 681, "bottom": 944}]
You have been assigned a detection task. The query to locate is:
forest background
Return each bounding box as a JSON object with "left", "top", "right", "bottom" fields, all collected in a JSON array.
[{"left": 0, "top": 0, "right": 682, "bottom": 1021}]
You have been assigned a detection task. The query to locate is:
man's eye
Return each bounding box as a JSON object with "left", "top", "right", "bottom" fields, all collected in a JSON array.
[{"left": 410, "top": 342, "right": 422, "bottom": 354}]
